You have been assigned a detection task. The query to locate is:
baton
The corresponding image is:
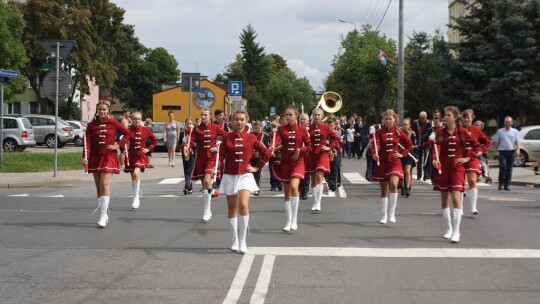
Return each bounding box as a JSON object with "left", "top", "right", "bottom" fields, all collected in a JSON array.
[
  {"left": 83, "top": 132, "right": 88, "bottom": 174},
  {"left": 398, "top": 143, "right": 418, "bottom": 163}
]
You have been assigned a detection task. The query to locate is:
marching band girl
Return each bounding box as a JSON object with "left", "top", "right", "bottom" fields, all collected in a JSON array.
[
  {"left": 250, "top": 121, "right": 270, "bottom": 196},
  {"left": 430, "top": 106, "right": 480, "bottom": 243},
  {"left": 189, "top": 108, "right": 227, "bottom": 222},
  {"left": 219, "top": 111, "right": 270, "bottom": 253},
  {"left": 124, "top": 112, "right": 158, "bottom": 209},
  {"left": 461, "top": 109, "right": 490, "bottom": 215},
  {"left": 83, "top": 101, "right": 132, "bottom": 228},
  {"left": 370, "top": 109, "right": 413, "bottom": 224},
  {"left": 272, "top": 105, "right": 311, "bottom": 231},
  {"left": 306, "top": 108, "right": 339, "bottom": 212},
  {"left": 179, "top": 118, "right": 196, "bottom": 195}
]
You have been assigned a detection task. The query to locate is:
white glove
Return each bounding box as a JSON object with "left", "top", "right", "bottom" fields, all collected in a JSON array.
[
  {"left": 429, "top": 132, "right": 436, "bottom": 141},
  {"left": 369, "top": 126, "right": 375, "bottom": 135}
]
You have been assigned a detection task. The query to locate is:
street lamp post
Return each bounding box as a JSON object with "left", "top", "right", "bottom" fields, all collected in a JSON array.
[{"left": 338, "top": 19, "right": 357, "bottom": 30}]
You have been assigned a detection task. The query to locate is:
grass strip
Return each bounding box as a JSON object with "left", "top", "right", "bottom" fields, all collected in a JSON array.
[{"left": 0, "top": 152, "right": 83, "bottom": 173}]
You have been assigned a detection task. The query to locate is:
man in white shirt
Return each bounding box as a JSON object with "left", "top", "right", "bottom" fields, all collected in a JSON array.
[{"left": 493, "top": 116, "right": 521, "bottom": 191}]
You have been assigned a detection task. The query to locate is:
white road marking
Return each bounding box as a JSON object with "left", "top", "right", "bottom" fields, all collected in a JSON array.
[
  {"left": 247, "top": 247, "right": 540, "bottom": 258},
  {"left": 158, "top": 178, "right": 184, "bottom": 184},
  {"left": 8, "top": 194, "right": 29, "bottom": 197},
  {"left": 42, "top": 194, "right": 64, "bottom": 198},
  {"left": 338, "top": 185, "right": 347, "bottom": 198},
  {"left": 222, "top": 254, "right": 255, "bottom": 304},
  {"left": 250, "top": 255, "right": 276, "bottom": 304},
  {"left": 0, "top": 209, "right": 61, "bottom": 213},
  {"left": 342, "top": 172, "right": 371, "bottom": 184},
  {"left": 478, "top": 195, "right": 533, "bottom": 202}
]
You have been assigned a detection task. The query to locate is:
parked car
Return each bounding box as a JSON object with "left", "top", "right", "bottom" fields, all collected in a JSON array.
[
  {"left": 24, "top": 115, "right": 74, "bottom": 148},
  {"left": 2, "top": 116, "right": 36, "bottom": 152},
  {"left": 151, "top": 122, "right": 186, "bottom": 152},
  {"left": 67, "top": 120, "right": 86, "bottom": 147},
  {"left": 515, "top": 125, "right": 540, "bottom": 167}
]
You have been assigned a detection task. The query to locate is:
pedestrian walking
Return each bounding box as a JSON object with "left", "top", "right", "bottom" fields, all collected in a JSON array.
[
  {"left": 82, "top": 101, "right": 132, "bottom": 228},
  {"left": 271, "top": 105, "right": 311, "bottom": 232},
  {"left": 164, "top": 111, "right": 180, "bottom": 167},
  {"left": 306, "top": 108, "right": 339, "bottom": 211},
  {"left": 493, "top": 116, "right": 521, "bottom": 191},
  {"left": 189, "top": 108, "right": 227, "bottom": 222},
  {"left": 370, "top": 109, "right": 413, "bottom": 224},
  {"left": 250, "top": 121, "right": 270, "bottom": 196},
  {"left": 124, "top": 112, "right": 158, "bottom": 209},
  {"left": 400, "top": 118, "right": 418, "bottom": 198},
  {"left": 430, "top": 106, "right": 480, "bottom": 243},
  {"left": 219, "top": 111, "right": 270, "bottom": 254}
]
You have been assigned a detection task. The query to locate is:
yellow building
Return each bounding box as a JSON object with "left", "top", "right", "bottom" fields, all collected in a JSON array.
[
  {"left": 448, "top": 0, "right": 474, "bottom": 44},
  {"left": 152, "top": 78, "right": 231, "bottom": 123}
]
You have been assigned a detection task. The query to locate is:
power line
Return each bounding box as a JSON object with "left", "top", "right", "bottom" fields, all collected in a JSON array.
[
  {"left": 375, "top": 0, "right": 393, "bottom": 31},
  {"left": 361, "top": 0, "right": 374, "bottom": 26},
  {"left": 366, "top": 0, "right": 384, "bottom": 27}
]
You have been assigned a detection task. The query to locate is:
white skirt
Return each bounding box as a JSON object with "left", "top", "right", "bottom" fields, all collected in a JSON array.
[{"left": 218, "top": 173, "right": 259, "bottom": 196}]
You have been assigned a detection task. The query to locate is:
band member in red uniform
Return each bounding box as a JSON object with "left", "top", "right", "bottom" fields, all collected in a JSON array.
[
  {"left": 271, "top": 105, "right": 311, "bottom": 231},
  {"left": 307, "top": 108, "right": 339, "bottom": 212},
  {"left": 250, "top": 121, "right": 270, "bottom": 196},
  {"left": 461, "top": 109, "right": 490, "bottom": 215},
  {"left": 219, "top": 111, "right": 270, "bottom": 254},
  {"left": 430, "top": 106, "right": 480, "bottom": 243},
  {"left": 190, "top": 108, "right": 227, "bottom": 222},
  {"left": 123, "top": 112, "right": 158, "bottom": 209},
  {"left": 370, "top": 109, "right": 413, "bottom": 225},
  {"left": 83, "top": 101, "right": 132, "bottom": 228}
]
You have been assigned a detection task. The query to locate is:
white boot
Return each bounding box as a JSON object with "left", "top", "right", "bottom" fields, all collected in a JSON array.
[
  {"left": 97, "top": 196, "right": 109, "bottom": 228},
  {"left": 312, "top": 184, "right": 323, "bottom": 212},
  {"left": 459, "top": 192, "right": 465, "bottom": 213},
  {"left": 379, "top": 197, "right": 388, "bottom": 224},
  {"left": 202, "top": 190, "right": 212, "bottom": 222},
  {"left": 442, "top": 208, "right": 453, "bottom": 239},
  {"left": 238, "top": 215, "right": 249, "bottom": 254},
  {"left": 388, "top": 193, "right": 398, "bottom": 223},
  {"left": 229, "top": 217, "right": 239, "bottom": 252},
  {"left": 291, "top": 197, "right": 299, "bottom": 230},
  {"left": 451, "top": 208, "right": 463, "bottom": 243},
  {"left": 132, "top": 180, "right": 141, "bottom": 209},
  {"left": 283, "top": 201, "right": 292, "bottom": 231},
  {"left": 469, "top": 188, "right": 479, "bottom": 215}
]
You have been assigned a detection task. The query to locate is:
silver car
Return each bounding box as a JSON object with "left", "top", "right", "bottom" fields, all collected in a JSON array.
[
  {"left": 515, "top": 125, "right": 540, "bottom": 167},
  {"left": 67, "top": 120, "right": 86, "bottom": 147},
  {"left": 24, "top": 115, "right": 74, "bottom": 148},
  {"left": 2, "top": 116, "right": 36, "bottom": 152}
]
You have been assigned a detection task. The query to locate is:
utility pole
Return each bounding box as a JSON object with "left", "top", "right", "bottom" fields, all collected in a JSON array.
[{"left": 397, "top": 0, "right": 405, "bottom": 120}]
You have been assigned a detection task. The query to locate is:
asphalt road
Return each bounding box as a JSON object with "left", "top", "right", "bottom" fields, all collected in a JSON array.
[{"left": 1, "top": 158, "right": 539, "bottom": 304}]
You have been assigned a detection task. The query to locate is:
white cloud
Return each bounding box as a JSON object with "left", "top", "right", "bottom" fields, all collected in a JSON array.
[{"left": 287, "top": 59, "right": 328, "bottom": 91}]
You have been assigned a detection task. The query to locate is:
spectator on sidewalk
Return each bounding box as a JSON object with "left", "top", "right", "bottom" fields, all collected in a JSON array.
[{"left": 493, "top": 116, "right": 521, "bottom": 191}]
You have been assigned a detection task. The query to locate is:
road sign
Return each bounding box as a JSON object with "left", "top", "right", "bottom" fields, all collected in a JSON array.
[
  {"left": 181, "top": 73, "right": 200, "bottom": 92},
  {"left": 270, "top": 106, "right": 276, "bottom": 116},
  {"left": 42, "top": 40, "right": 74, "bottom": 65},
  {"left": 0, "top": 69, "right": 20, "bottom": 78},
  {"left": 228, "top": 81, "right": 242, "bottom": 96},
  {"left": 42, "top": 70, "right": 74, "bottom": 102}
]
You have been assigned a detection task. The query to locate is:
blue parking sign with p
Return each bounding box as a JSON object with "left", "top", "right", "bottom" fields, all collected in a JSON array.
[{"left": 228, "top": 81, "right": 242, "bottom": 96}]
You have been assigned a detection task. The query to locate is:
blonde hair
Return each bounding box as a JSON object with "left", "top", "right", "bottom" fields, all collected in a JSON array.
[
  {"left": 381, "top": 109, "right": 398, "bottom": 119},
  {"left": 233, "top": 110, "right": 250, "bottom": 122}
]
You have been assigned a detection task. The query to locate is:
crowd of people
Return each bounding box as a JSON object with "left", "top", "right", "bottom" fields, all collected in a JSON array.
[{"left": 82, "top": 101, "right": 518, "bottom": 252}]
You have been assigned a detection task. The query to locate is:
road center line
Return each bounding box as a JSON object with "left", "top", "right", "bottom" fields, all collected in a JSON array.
[
  {"left": 250, "top": 255, "right": 276, "bottom": 304},
  {"left": 222, "top": 254, "right": 255, "bottom": 304},
  {"left": 247, "top": 247, "right": 540, "bottom": 258}
]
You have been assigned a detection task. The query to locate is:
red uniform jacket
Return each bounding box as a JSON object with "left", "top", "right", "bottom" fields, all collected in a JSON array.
[
  {"left": 219, "top": 131, "right": 271, "bottom": 175},
  {"left": 84, "top": 117, "right": 131, "bottom": 157},
  {"left": 275, "top": 123, "right": 311, "bottom": 161},
  {"left": 465, "top": 125, "right": 491, "bottom": 154},
  {"left": 432, "top": 127, "right": 481, "bottom": 169},
  {"left": 190, "top": 122, "right": 227, "bottom": 159},
  {"left": 127, "top": 125, "right": 158, "bottom": 160},
  {"left": 308, "top": 123, "right": 339, "bottom": 155},
  {"left": 370, "top": 125, "right": 413, "bottom": 162}
]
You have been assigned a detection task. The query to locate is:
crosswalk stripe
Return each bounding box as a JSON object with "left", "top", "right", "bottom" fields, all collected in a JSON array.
[
  {"left": 342, "top": 172, "right": 371, "bottom": 184},
  {"left": 8, "top": 194, "right": 29, "bottom": 197},
  {"left": 159, "top": 178, "right": 184, "bottom": 184}
]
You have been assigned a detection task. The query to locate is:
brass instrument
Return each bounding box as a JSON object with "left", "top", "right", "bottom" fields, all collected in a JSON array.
[
  {"left": 317, "top": 91, "right": 343, "bottom": 113},
  {"left": 329, "top": 149, "right": 337, "bottom": 161}
]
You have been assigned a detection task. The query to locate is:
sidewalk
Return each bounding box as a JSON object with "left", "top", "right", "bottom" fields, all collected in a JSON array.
[
  {"left": 1, "top": 153, "right": 539, "bottom": 189},
  {"left": 0, "top": 153, "right": 184, "bottom": 189}
]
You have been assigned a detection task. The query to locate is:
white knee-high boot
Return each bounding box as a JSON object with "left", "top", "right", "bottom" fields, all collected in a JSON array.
[
  {"left": 291, "top": 196, "right": 300, "bottom": 230},
  {"left": 202, "top": 190, "right": 212, "bottom": 222},
  {"left": 229, "top": 217, "right": 239, "bottom": 252},
  {"left": 451, "top": 208, "right": 463, "bottom": 243},
  {"left": 97, "top": 196, "right": 109, "bottom": 228},
  {"left": 238, "top": 215, "right": 249, "bottom": 254},
  {"left": 379, "top": 196, "right": 388, "bottom": 224},
  {"left": 442, "top": 208, "right": 453, "bottom": 239},
  {"left": 469, "top": 188, "right": 479, "bottom": 215},
  {"left": 283, "top": 201, "right": 292, "bottom": 231},
  {"left": 132, "top": 180, "right": 141, "bottom": 209},
  {"left": 311, "top": 184, "right": 323, "bottom": 212},
  {"left": 388, "top": 192, "right": 398, "bottom": 223},
  {"left": 460, "top": 192, "right": 465, "bottom": 212}
]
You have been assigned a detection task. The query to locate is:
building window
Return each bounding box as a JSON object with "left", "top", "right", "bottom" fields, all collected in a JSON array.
[
  {"left": 162, "top": 105, "right": 181, "bottom": 111},
  {"left": 7, "top": 102, "right": 21, "bottom": 115},
  {"left": 30, "top": 102, "right": 39, "bottom": 114}
]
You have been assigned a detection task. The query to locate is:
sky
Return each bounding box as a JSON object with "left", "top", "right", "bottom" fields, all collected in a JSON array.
[{"left": 113, "top": 0, "right": 449, "bottom": 91}]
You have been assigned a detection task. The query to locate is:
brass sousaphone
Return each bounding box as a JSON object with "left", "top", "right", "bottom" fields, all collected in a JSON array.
[{"left": 317, "top": 91, "right": 342, "bottom": 113}]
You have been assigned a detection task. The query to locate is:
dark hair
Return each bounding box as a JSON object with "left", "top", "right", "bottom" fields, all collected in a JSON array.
[
  {"left": 214, "top": 109, "right": 224, "bottom": 116},
  {"left": 168, "top": 111, "right": 174, "bottom": 116}
]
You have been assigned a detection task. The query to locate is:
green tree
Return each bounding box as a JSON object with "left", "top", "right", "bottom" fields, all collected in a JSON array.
[
  {"left": 0, "top": 1, "right": 28, "bottom": 101},
  {"left": 240, "top": 23, "right": 271, "bottom": 90}
]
